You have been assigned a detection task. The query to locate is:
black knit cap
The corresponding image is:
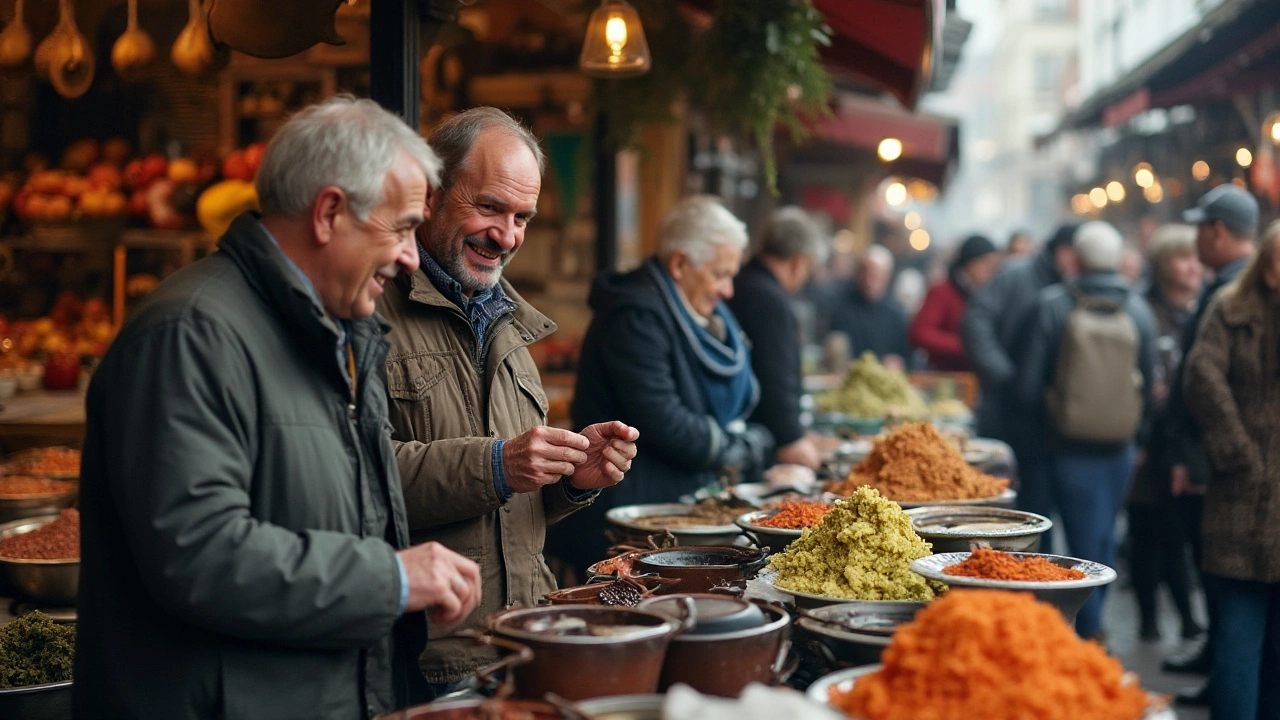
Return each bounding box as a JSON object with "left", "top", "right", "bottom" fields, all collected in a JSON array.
[
  {"left": 955, "top": 234, "right": 998, "bottom": 268},
  {"left": 1045, "top": 223, "right": 1081, "bottom": 252}
]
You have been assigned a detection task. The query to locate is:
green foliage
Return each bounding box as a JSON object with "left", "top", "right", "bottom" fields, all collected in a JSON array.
[
  {"left": 696, "top": 0, "right": 833, "bottom": 194},
  {"left": 591, "top": 0, "right": 833, "bottom": 195}
]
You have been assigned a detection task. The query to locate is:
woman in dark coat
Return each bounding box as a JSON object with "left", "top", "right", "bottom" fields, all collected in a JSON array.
[
  {"left": 548, "top": 196, "right": 769, "bottom": 577},
  {"left": 1183, "top": 220, "right": 1280, "bottom": 720}
]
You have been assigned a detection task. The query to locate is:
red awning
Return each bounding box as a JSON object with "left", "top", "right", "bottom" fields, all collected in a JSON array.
[
  {"left": 680, "top": 0, "right": 943, "bottom": 110},
  {"left": 816, "top": 0, "right": 943, "bottom": 110},
  {"left": 807, "top": 93, "right": 954, "bottom": 162}
]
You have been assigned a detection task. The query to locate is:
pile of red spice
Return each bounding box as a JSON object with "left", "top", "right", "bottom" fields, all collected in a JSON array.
[
  {"left": 0, "top": 509, "right": 79, "bottom": 560},
  {"left": 4, "top": 447, "right": 81, "bottom": 477},
  {"left": 942, "top": 548, "right": 1086, "bottom": 581},
  {"left": 831, "top": 589, "right": 1150, "bottom": 720},
  {"left": 756, "top": 501, "right": 831, "bottom": 529},
  {"left": 0, "top": 477, "right": 75, "bottom": 496}
]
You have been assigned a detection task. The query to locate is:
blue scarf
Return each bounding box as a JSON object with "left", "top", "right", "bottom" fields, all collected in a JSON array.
[{"left": 646, "top": 259, "right": 759, "bottom": 427}]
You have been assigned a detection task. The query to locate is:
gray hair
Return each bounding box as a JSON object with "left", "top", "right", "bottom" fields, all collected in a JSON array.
[
  {"left": 1074, "top": 220, "right": 1124, "bottom": 272},
  {"left": 757, "top": 206, "right": 828, "bottom": 261},
  {"left": 257, "top": 96, "right": 441, "bottom": 221},
  {"left": 657, "top": 195, "right": 749, "bottom": 266},
  {"left": 428, "top": 107, "right": 546, "bottom": 196},
  {"left": 859, "top": 244, "right": 895, "bottom": 274}
]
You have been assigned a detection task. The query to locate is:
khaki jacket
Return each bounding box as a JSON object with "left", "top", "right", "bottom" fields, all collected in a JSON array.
[{"left": 378, "top": 270, "right": 591, "bottom": 683}]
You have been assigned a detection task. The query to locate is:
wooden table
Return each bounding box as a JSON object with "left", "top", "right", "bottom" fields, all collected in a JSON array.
[{"left": 0, "top": 389, "right": 87, "bottom": 449}]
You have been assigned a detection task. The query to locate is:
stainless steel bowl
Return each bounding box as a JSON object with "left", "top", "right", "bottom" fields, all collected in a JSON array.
[
  {"left": 909, "top": 552, "right": 1116, "bottom": 624},
  {"left": 0, "top": 487, "right": 77, "bottom": 524},
  {"left": 0, "top": 680, "right": 73, "bottom": 720},
  {"left": 755, "top": 568, "right": 932, "bottom": 610},
  {"left": 891, "top": 487, "right": 1017, "bottom": 510},
  {"left": 807, "top": 665, "right": 1176, "bottom": 719},
  {"left": 0, "top": 515, "right": 79, "bottom": 606},
  {"left": 905, "top": 506, "right": 1052, "bottom": 554},
  {"left": 735, "top": 509, "right": 805, "bottom": 553},
  {"left": 607, "top": 503, "right": 743, "bottom": 547},
  {"left": 796, "top": 600, "right": 927, "bottom": 668}
]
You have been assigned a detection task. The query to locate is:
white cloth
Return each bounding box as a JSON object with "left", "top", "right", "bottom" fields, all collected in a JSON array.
[{"left": 661, "top": 682, "right": 845, "bottom": 720}]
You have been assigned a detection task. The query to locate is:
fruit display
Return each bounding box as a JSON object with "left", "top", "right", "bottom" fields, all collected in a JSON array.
[{"left": 5, "top": 291, "right": 115, "bottom": 360}]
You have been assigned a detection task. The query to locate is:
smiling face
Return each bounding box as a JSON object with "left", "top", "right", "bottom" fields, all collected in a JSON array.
[
  {"left": 422, "top": 129, "right": 541, "bottom": 296},
  {"left": 668, "top": 242, "right": 744, "bottom": 317},
  {"left": 321, "top": 152, "right": 426, "bottom": 319}
]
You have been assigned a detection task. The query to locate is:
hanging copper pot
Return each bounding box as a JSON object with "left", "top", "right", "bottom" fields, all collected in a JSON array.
[
  {"left": 172, "top": 0, "right": 228, "bottom": 78},
  {"left": 111, "top": 0, "right": 155, "bottom": 81},
  {"left": 208, "top": 0, "right": 346, "bottom": 59},
  {"left": 48, "top": 0, "right": 95, "bottom": 99},
  {"left": 0, "top": 0, "right": 33, "bottom": 69}
]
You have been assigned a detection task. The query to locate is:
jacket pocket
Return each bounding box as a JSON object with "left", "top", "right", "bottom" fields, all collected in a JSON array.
[
  {"left": 514, "top": 372, "right": 549, "bottom": 428},
  {"left": 386, "top": 356, "right": 451, "bottom": 440}
]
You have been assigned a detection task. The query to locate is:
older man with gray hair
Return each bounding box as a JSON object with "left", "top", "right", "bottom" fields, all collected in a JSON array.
[
  {"left": 829, "top": 244, "right": 911, "bottom": 365},
  {"left": 74, "top": 96, "right": 481, "bottom": 718},
  {"left": 1017, "top": 219, "right": 1157, "bottom": 641},
  {"left": 553, "top": 195, "right": 771, "bottom": 574},
  {"left": 728, "top": 206, "right": 828, "bottom": 469}
]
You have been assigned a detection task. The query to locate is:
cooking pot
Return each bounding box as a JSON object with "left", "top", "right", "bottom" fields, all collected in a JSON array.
[
  {"left": 639, "top": 595, "right": 792, "bottom": 696},
  {"left": 481, "top": 602, "right": 695, "bottom": 701},
  {"left": 795, "top": 601, "right": 927, "bottom": 668},
  {"left": 631, "top": 546, "right": 769, "bottom": 594}
]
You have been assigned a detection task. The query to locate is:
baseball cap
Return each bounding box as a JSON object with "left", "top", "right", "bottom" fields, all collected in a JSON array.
[{"left": 1183, "top": 184, "right": 1259, "bottom": 234}]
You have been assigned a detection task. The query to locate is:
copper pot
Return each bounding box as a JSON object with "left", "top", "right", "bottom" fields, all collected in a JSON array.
[
  {"left": 639, "top": 596, "right": 792, "bottom": 697},
  {"left": 631, "top": 546, "right": 769, "bottom": 594},
  {"left": 481, "top": 603, "right": 694, "bottom": 701}
]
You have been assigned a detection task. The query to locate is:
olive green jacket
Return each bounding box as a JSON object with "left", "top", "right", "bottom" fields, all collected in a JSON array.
[
  {"left": 74, "top": 213, "right": 424, "bottom": 720},
  {"left": 378, "top": 270, "right": 591, "bottom": 683}
]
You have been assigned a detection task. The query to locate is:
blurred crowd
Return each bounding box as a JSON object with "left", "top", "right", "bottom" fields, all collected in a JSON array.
[{"left": 552, "top": 185, "right": 1278, "bottom": 720}]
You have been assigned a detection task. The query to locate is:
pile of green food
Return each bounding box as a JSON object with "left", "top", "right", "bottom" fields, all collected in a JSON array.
[
  {"left": 0, "top": 611, "right": 74, "bottom": 688},
  {"left": 815, "top": 352, "right": 929, "bottom": 419},
  {"left": 769, "top": 486, "right": 944, "bottom": 601}
]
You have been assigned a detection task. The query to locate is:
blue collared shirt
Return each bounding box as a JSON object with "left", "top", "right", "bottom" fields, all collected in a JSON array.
[{"left": 262, "top": 222, "right": 411, "bottom": 616}]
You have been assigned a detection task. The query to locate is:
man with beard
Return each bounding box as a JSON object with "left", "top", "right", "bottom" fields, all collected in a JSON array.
[{"left": 377, "top": 107, "right": 639, "bottom": 692}]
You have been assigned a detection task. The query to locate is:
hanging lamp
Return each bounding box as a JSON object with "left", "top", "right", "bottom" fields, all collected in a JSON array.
[{"left": 579, "top": 0, "right": 650, "bottom": 78}]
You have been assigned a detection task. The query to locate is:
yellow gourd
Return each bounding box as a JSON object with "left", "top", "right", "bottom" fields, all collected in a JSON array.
[{"left": 196, "top": 180, "right": 258, "bottom": 237}]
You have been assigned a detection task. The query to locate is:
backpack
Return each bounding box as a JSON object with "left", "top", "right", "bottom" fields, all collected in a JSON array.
[{"left": 1045, "top": 288, "right": 1143, "bottom": 443}]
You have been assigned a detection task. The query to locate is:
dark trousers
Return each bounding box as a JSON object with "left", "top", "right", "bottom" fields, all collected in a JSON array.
[
  {"left": 1209, "top": 575, "right": 1280, "bottom": 720},
  {"left": 1128, "top": 500, "right": 1198, "bottom": 634}
]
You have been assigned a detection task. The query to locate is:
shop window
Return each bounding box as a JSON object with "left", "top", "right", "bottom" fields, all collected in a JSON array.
[
  {"left": 1035, "top": 0, "right": 1069, "bottom": 22},
  {"left": 1034, "top": 54, "right": 1064, "bottom": 106}
]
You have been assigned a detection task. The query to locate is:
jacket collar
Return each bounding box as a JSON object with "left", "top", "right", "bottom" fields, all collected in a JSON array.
[
  {"left": 400, "top": 267, "right": 557, "bottom": 345},
  {"left": 217, "top": 212, "right": 389, "bottom": 353}
]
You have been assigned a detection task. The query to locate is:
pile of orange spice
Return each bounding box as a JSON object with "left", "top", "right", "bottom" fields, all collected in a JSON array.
[
  {"left": 829, "top": 422, "right": 1008, "bottom": 502},
  {"left": 943, "top": 548, "right": 1087, "bottom": 581},
  {"left": 832, "top": 589, "right": 1150, "bottom": 720},
  {"left": 755, "top": 501, "right": 831, "bottom": 529},
  {"left": 0, "top": 476, "right": 75, "bottom": 496}
]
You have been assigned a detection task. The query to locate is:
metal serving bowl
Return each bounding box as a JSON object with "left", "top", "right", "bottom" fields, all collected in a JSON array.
[
  {"left": 890, "top": 486, "right": 1017, "bottom": 510},
  {"left": 755, "top": 568, "right": 930, "bottom": 610},
  {"left": 795, "top": 600, "right": 928, "bottom": 668},
  {"left": 0, "top": 515, "right": 79, "bottom": 606},
  {"left": 735, "top": 509, "right": 809, "bottom": 554},
  {"left": 0, "top": 485, "right": 77, "bottom": 524},
  {"left": 904, "top": 506, "right": 1052, "bottom": 554},
  {"left": 909, "top": 552, "right": 1116, "bottom": 624},
  {"left": 607, "top": 504, "right": 743, "bottom": 547},
  {"left": 807, "top": 665, "right": 1175, "bottom": 719},
  {"left": 0, "top": 679, "right": 73, "bottom": 720}
]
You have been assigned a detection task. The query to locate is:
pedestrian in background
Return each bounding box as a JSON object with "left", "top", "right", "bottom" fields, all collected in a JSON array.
[
  {"left": 728, "top": 206, "right": 828, "bottom": 470},
  {"left": 1017, "top": 220, "right": 1156, "bottom": 641},
  {"left": 828, "top": 244, "right": 909, "bottom": 367},
  {"left": 1183, "top": 219, "right": 1280, "bottom": 720},
  {"left": 1126, "top": 224, "right": 1204, "bottom": 642},
  {"left": 909, "top": 234, "right": 1001, "bottom": 371},
  {"left": 962, "top": 223, "right": 1079, "bottom": 546}
]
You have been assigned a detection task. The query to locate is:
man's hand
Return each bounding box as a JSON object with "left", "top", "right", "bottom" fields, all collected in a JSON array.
[
  {"left": 775, "top": 437, "right": 821, "bottom": 470},
  {"left": 1170, "top": 463, "right": 1205, "bottom": 497},
  {"left": 397, "top": 541, "right": 482, "bottom": 626},
  {"left": 569, "top": 421, "right": 640, "bottom": 491},
  {"left": 503, "top": 426, "right": 589, "bottom": 494}
]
